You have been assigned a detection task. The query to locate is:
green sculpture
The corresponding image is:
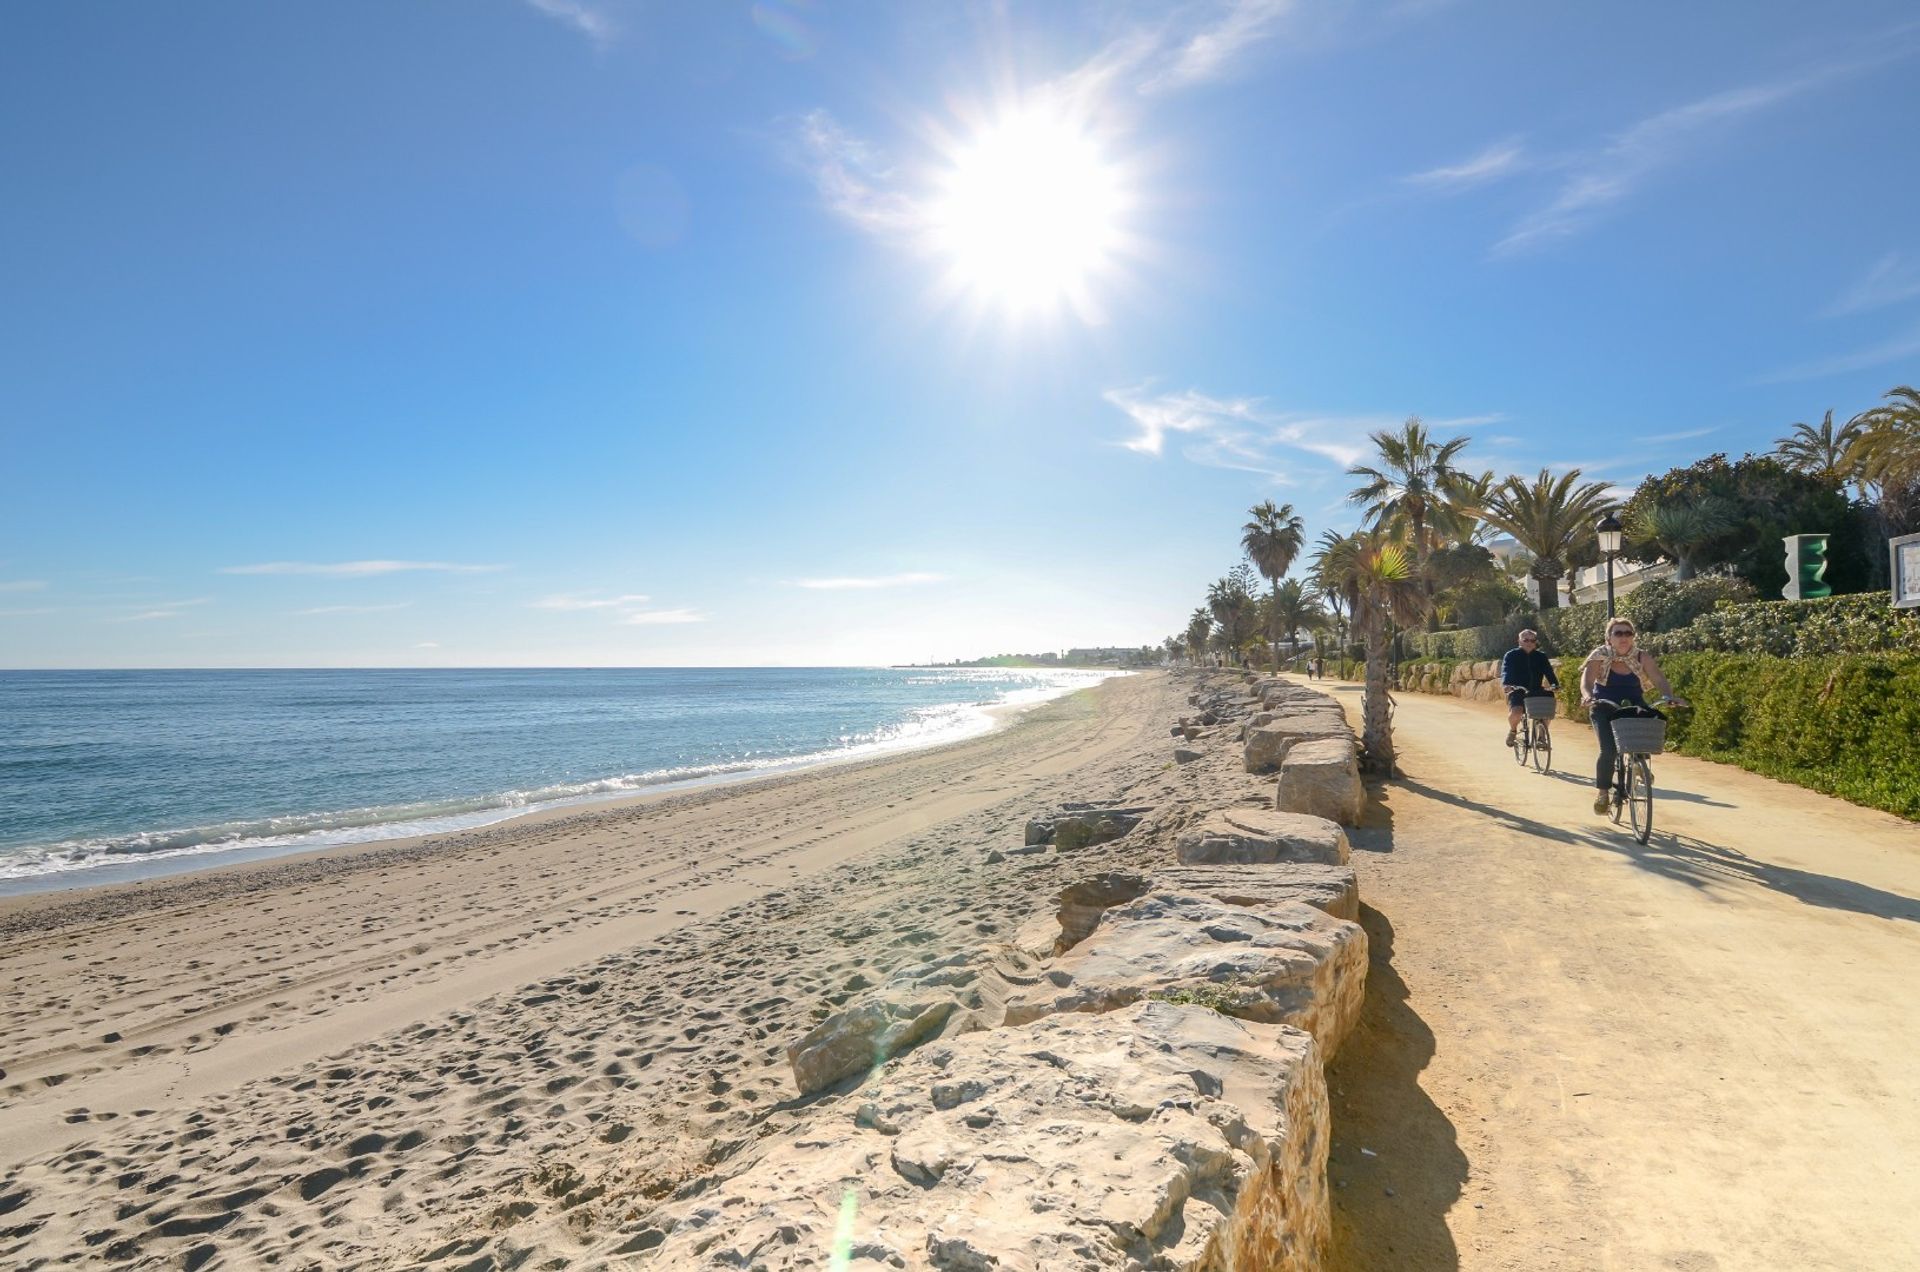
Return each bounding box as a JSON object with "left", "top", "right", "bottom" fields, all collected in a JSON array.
[{"left": 1782, "top": 533, "right": 1831, "bottom": 601}]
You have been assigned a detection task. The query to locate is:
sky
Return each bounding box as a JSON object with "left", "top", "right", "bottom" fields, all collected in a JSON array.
[{"left": 2, "top": 0, "right": 1917, "bottom": 668}]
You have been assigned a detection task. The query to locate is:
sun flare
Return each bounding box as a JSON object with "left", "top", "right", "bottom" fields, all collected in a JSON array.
[{"left": 926, "top": 105, "right": 1131, "bottom": 321}]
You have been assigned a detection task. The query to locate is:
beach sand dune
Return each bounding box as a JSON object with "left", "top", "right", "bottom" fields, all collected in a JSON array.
[{"left": 0, "top": 671, "right": 1198, "bottom": 1268}]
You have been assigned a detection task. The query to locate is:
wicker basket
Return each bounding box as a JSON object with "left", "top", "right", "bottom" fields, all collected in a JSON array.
[
  {"left": 1611, "top": 716, "right": 1667, "bottom": 754},
  {"left": 1523, "top": 696, "right": 1558, "bottom": 720}
]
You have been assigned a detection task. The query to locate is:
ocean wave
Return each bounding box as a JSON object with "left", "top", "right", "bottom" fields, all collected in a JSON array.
[{"left": 0, "top": 669, "right": 1123, "bottom": 884}]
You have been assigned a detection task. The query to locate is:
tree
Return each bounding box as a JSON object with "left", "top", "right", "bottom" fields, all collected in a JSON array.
[
  {"left": 1854, "top": 386, "right": 1920, "bottom": 492},
  {"left": 1774, "top": 409, "right": 1865, "bottom": 487},
  {"left": 1206, "top": 564, "right": 1261, "bottom": 664},
  {"left": 1348, "top": 417, "right": 1471, "bottom": 628},
  {"left": 1265, "top": 577, "right": 1323, "bottom": 651},
  {"left": 1431, "top": 469, "right": 1500, "bottom": 548},
  {"left": 1241, "top": 500, "right": 1305, "bottom": 655},
  {"left": 1313, "top": 530, "right": 1427, "bottom": 774},
  {"left": 1618, "top": 453, "right": 1869, "bottom": 595},
  {"left": 1626, "top": 498, "right": 1735, "bottom": 580},
  {"left": 1480, "top": 468, "right": 1616, "bottom": 610},
  {"left": 1185, "top": 608, "right": 1213, "bottom": 664}
]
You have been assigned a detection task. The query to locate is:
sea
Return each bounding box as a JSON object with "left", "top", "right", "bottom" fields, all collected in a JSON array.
[{"left": 0, "top": 666, "right": 1122, "bottom": 895}]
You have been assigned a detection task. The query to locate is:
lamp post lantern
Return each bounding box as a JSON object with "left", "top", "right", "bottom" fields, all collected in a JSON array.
[{"left": 1597, "top": 512, "right": 1624, "bottom": 616}]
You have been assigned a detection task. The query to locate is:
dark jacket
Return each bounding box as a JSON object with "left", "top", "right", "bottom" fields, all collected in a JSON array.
[{"left": 1500, "top": 646, "right": 1559, "bottom": 692}]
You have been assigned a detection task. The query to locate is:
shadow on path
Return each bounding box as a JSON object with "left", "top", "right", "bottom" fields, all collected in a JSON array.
[
  {"left": 1399, "top": 777, "right": 1920, "bottom": 925},
  {"left": 1326, "top": 903, "right": 1465, "bottom": 1271}
]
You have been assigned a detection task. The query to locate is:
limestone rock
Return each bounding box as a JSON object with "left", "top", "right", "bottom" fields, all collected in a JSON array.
[
  {"left": 656, "top": 1001, "right": 1331, "bottom": 1271},
  {"left": 1276, "top": 737, "right": 1364, "bottom": 826},
  {"left": 1173, "top": 746, "right": 1202, "bottom": 763},
  {"left": 1002, "top": 893, "right": 1367, "bottom": 1058},
  {"left": 1242, "top": 712, "right": 1353, "bottom": 774},
  {"left": 1053, "top": 808, "right": 1146, "bottom": 852},
  {"left": 787, "top": 996, "right": 958, "bottom": 1095},
  {"left": 1176, "top": 807, "right": 1350, "bottom": 867},
  {"left": 1045, "top": 864, "right": 1359, "bottom": 955}
]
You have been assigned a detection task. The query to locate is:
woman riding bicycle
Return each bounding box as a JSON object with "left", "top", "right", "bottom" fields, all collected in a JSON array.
[{"left": 1579, "top": 618, "right": 1687, "bottom": 815}]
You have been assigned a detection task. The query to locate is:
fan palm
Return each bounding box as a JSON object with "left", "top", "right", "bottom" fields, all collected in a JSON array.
[
  {"left": 1313, "top": 530, "right": 1427, "bottom": 773},
  {"left": 1773, "top": 410, "right": 1865, "bottom": 486},
  {"left": 1242, "top": 500, "right": 1306, "bottom": 654},
  {"left": 1480, "top": 469, "right": 1617, "bottom": 608},
  {"left": 1346, "top": 417, "right": 1472, "bottom": 561}
]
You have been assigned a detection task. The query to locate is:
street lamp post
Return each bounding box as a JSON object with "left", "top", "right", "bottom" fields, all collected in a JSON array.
[{"left": 1597, "top": 512, "right": 1624, "bottom": 616}]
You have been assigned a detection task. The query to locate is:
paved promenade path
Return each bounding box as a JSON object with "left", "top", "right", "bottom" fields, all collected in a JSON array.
[{"left": 1313, "top": 676, "right": 1920, "bottom": 1271}]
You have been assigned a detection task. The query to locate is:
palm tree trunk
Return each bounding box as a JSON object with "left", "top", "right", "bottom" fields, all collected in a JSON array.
[
  {"left": 1535, "top": 570, "right": 1561, "bottom": 610},
  {"left": 1361, "top": 617, "right": 1395, "bottom": 774}
]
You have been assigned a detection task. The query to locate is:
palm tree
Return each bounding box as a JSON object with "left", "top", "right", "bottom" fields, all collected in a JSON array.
[
  {"left": 1774, "top": 409, "right": 1865, "bottom": 487},
  {"left": 1480, "top": 468, "right": 1616, "bottom": 609},
  {"left": 1185, "top": 608, "right": 1213, "bottom": 664},
  {"left": 1314, "top": 530, "right": 1428, "bottom": 773},
  {"left": 1308, "top": 529, "right": 1357, "bottom": 653},
  {"left": 1242, "top": 500, "right": 1305, "bottom": 656},
  {"left": 1266, "top": 578, "right": 1322, "bottom": 653},
  {"left": 1432, "top": 469, "right": 1500, "bottom": 547},
  {"left": 1854, "top": 386, "right": 1920, "bottom": 491},
  {"left": 1346, "top": 417, "right": 1472, "bottom": 561},
  {"left": 1627, "top": 498, "right": 1736, "bottom": 581}
]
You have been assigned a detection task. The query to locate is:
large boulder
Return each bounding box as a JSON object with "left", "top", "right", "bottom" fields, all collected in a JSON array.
[
  {"left": 787, "top": 995, "right": 958, "bottom": 1095},
  {"left": 1042, "top": 863, "right": 1357, "bottom": 955},
  {"left": 1276, "top": 737, "right": 1364, "bottom": 826},
  {"left": 656, "top": 1001, "right": 1331, "bottom": 1271},
  {"left": 1024, "top": 802, "right": 1151, "bottom": 849},
  {"left": 1002, "top": 893, "right": 1367, "bottom": 1058},
  {"left": 1242, "top": 711, "right": 1353, "bottom": 774},
  {"left": 1176, "top": 807, "right": 1350, "bottom": 866}
]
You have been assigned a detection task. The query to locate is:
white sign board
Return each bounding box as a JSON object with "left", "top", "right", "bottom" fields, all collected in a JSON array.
[{"left": 1894, "top": 534, "right": 1920, "bottom": 610}]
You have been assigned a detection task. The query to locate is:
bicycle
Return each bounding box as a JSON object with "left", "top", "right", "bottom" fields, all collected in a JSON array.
[
  {"left": 1509, "top": 690, "right": 1556, "bottom": 773},
  {"left": 1603, "top": 698, "right": 1685, "bottom": 844}
]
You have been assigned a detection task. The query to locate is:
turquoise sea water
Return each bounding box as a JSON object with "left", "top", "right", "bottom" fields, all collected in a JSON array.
[{"left": 0, "top": 666, "right": 1118, "bottom": 893}]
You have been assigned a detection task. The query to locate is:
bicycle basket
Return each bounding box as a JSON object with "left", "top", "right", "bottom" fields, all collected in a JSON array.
[
  {"left": 1523, "top": 696, "right": 1558, "bottom": 720},
  {"left": 1610, "top": 717, "right": 1666, "bottom": 754}
]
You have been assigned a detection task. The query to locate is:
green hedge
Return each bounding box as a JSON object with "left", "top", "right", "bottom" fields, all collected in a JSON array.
[
  {"left": 1552, "top": 651, "right": 1920, "bottom": 819},
  {"left": 1641, "top": 592, "right": 1920, "bottom": 657},
  {"left": 1403, "top": 624, "right": 1508, "bottom": 660}
]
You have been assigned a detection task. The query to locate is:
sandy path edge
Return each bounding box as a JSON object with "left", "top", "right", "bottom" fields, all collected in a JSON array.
[{"left": 1312, "top": 675, "right": 1920, "bottom": 1271}]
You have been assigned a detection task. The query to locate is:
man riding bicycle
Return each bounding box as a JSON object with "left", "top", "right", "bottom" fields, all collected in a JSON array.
[
  {"left": 1501, "top": 629, "right": 1559, "bottom": 748},
  {"left": 1579, "top": 617, "right": 1688, "bottom": 815}
]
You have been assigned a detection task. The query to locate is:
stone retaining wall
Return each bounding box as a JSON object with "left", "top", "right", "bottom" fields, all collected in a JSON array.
[{"left": 649, "top": 669, "right": 1370, "bottom": 1270}]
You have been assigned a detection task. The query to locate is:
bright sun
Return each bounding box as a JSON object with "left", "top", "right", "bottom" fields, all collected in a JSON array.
[{"left": 926, "top": 105, "right": 1131, "bottom": 321}]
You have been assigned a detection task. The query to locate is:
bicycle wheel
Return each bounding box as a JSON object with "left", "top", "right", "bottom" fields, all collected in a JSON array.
[
  {"left": 1531, "top": 720, "right": 1551, "bottom": 773},
  {"left": 1628, "top": 755, "right": 1654, "bottom": 843}
]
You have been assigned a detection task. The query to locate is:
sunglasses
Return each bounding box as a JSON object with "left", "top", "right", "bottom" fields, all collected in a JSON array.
[{"left": 1609, "top": 629, "right": 1634, "bottom": 637}]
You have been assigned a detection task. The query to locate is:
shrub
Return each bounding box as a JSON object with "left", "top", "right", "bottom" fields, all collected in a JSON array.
[
  {"left": 1404, "top": 623, "right": 1508, "bottom": 660},
  {"left": 1641, "top": 592, "right": 1920, "bottom": 657},
  {"left": 1618, "top": 575, "right": 1756, "bottom": 634},
  {"left": 1553, "top": 651, "right": 1920, "bottom": 819}
]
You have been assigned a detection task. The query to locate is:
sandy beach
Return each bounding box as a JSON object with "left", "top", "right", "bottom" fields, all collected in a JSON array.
[{"left": 0, "top": 671, "right": 1196, "bottom": 1267}]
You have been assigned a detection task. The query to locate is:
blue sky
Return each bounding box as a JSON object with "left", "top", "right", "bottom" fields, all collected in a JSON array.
[{"left": 2, "top": 0, "right": 1917, "bottom": 667}]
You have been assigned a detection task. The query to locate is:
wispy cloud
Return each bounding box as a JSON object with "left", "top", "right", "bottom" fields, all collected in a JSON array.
[
  {"left": 0, "top": 607, "right": 54, "bottom": 618},
  {"left": 1491, "top": 41, "right": 1917, "bottom": 256},
  {"left": 793, "top": 573, "right": 946, "bottom": 591},
  {"left": 1104, "top": 385, "right": 1471, "bottom": 478},
  {"left": 523, "top": 0, "right": 615, "bottom": 45},
  {"left": 1144, "top": 0, "right": 1294, "bottom": 94},
  {"left": 619, "top": 608, "right": 704, "bottom": 625},
  {"left": 1404, "top": 139, "right": 1527, "bottom": 192},
  {"left": 115, "top": 598, "right": 210, "bottom": 623},
  {"left": 222, "top": 560, "right": 504, "bottom": 577},
  {"left": 292, "top": 603, "right": 412, "bottom": 616},
  {"left": 794, "top": 110, "right": 922, "bottom": 238},
  {"left": 415, "top": 641, "right": 440, "bottom": 649},
  {"left": 0, "top": 579, "right": 46, "bottom": 593},
  {"left": 1826, "top": 252, "right": 1920, "bottom": 317},
  {"left": 531, "top": 593, "right": 652, "bottom": 611},
  {"left": 1756, "top": 322, "right": 1920, "bottom": 384},
  {"left": 1635, "top": 426, "right": 1718, "bottom": 444}
]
